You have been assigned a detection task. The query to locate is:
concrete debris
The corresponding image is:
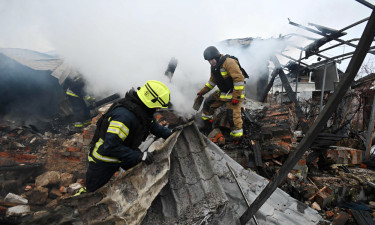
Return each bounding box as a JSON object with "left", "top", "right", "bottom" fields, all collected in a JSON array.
[
  {"left": 59, "top": 172, "right": 75, "bottom": 187},
  {"left": 6, "top": 205, "right": 30, "bottom": 217},
  {"left": 67, "top": 183, "right": 82, "bottom": 195},
  {"left": 312, "top": 202, "right": 322, "bottom": 211},
  {"left": 35, "top": 171, "right": 60, "bottom": 187},
  {"left": 4, "top": 193, "right": 28, "bottom": 205}
]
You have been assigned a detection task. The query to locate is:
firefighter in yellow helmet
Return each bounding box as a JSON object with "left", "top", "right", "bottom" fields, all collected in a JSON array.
[
  {"left": 196, "top": 46, "right": 248, "bottom": 141},
  {"left": 78, "top": 80, "right": 174, "bottom": 194}
]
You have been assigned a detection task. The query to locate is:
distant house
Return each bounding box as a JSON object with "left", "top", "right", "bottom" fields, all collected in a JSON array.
[{"left": 350, "top": 73, "right": 375, "bottom": 131}]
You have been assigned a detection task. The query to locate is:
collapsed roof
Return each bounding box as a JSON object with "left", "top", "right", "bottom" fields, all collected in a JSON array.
[{"left": 17, "top": 122, "right": 322, "bottom": 225}]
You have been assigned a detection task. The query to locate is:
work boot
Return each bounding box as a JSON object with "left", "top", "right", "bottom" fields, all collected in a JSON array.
[
  {"left": 230, "top": 135, "right": 243, "bottom": 145},
  {"left": 74, "top": 187, "right": 87, "bottom": 196},
  {"left": 201, "top": 119, "right": 213, "bottom": 135}
]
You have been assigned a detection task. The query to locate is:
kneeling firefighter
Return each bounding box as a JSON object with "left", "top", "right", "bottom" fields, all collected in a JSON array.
[
  {"left": 196, "top": 46, "right": 248, "bottom": 140},
  {"left": 78, "top": 80, "right": 174, "bottom": 194}
]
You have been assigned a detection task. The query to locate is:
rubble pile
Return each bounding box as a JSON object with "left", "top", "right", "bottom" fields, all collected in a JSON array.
[
  {"left": 0, "top": 98, "right": 374, "bottom": 224},
  {"left": 198, "top": 97, "right": 375, "bottom": 224},
  {"left": 0, "top": 119, "right": 97, "bottom": 224},
  {"left": 0, "top": 120, "right": 46, "bottom": 165}
]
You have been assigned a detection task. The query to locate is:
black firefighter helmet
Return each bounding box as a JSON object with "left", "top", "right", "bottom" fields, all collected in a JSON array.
[{"left": 203, "top": 46, "right": 221, "bottom": 60}]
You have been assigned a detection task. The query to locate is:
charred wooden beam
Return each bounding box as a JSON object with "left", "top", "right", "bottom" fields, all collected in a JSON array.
[
  {"left": 289, "top": 19, "right": 375, "bottom": 56},
  {"left": 260, "top": 68, "right": 279, "bottom": 102},
  {"left": 251, "top": 140, "right": 263, "bottom": 167},
  {"left": 240, "top": 8, "right": 375, "bottom": 225},
  {"left": 278, "top": 53, "right": 311, "bottom": 68},
  {"left": 288, "top": 17, "right": 370, "bottom": 62},
  {"left": 315, "top": 16, "right": 369, "bottom": 52},
  {"left": 0, "top": 163, "right": 42, "bottom": 171},
  {"left": 352, "top": 209, "right": 374, "bottom": 225}
]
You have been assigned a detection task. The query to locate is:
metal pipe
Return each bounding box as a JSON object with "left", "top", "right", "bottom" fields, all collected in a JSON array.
[
  {"left": 278, "top": 52, "right": 311, "bottom": 68},
  {"left": 295, "top": 50, "right": 303, "bottom": 94},
  {"left": 282, "top": 33, "right": 318, "bottom": 41},
  {"left": 335, "top": 17, "right": 370, "bottom": 32},
  {"left": 226, "top": 163, "right": 259, "bottom": 225},
  {"left": 318, "top": 38, "right": 360, "bottom": 54},
  {"left": 355, "top": 0, "right": 374, "bottom": 9},
  {"left": 281, "top": 84, "right": 283, "bottom": 106},
  {"left": 316, "top": 45, "right": 375, "bottom": 65},
  {"left": 287, "top": 44, "right": 332, "bottom": 61},
  {"left": 320, "top": 62, "right": 329, "bottom": 112}
]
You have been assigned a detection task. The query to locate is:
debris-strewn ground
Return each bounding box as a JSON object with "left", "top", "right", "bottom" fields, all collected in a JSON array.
[{"left": 0, "top": 98, "right": 374, "bottom": 224}]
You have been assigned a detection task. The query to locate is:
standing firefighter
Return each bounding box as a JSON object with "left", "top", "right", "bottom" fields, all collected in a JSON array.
[
  {"left": 76, "top": 80, "right": 173, "bottom": 194},
  {"left": 196, "top": 46, "right": 248, "bottom": 141}
]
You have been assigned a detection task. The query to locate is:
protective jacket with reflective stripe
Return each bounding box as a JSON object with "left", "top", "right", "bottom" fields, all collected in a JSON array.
[
  {"left": 200, "top": 54, "right": 245, "bottom": 100},
  {"left": 89, "top": 90, "right": 171, "bottom": 165}
]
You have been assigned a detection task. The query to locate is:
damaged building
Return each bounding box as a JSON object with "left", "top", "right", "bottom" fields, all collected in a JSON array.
[{"left": 1, "top": 3, "right": 375, "bottom": 225}]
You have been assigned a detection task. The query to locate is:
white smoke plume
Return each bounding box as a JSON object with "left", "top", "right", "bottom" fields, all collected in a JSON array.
[{"left": 0, "top": 0, "right": 373, "bottom": 116}]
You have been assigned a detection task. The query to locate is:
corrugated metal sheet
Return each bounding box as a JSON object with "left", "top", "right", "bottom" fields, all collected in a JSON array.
[
  {"left": 159, "top": 123, "right": 228, "bottom": 217},
  {"left": 0, "top": 48, "right": 62, "bottom": 71},
  {"left": 206, "top": 137, "right": 322, "bottom": 224},
  {"left": 0, "top": 48, "right": 79, "bottom": 84},
  {"left": 145, "top": 122, "right": 322, "bottom": 225}
]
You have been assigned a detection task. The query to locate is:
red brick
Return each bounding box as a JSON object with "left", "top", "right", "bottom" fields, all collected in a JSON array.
[
  {"left": 298, "top": 159, "right": 306, "bottom": 166},
  {"left": 67, "top": 147, "right": 81, "bottom": 152},
  {"left": 325, "top": 147, "right": 363, "bottom": 165}
]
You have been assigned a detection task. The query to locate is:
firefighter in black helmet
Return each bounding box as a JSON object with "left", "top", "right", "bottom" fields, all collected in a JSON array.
[
  {"left": 196, "top": 46, "right": 247, "bottom": 141},
  {"left": 203, "top": 46, "right": 221, "bottom": 61}
]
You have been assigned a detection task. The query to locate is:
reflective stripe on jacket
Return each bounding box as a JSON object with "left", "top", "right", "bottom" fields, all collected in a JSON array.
[
  {"left": 200, "top": 55, "right": 245, "bottom": 99},
  {"left": 88, "top": 91, "right": 172, "bottom": 165},
  {"left": 66, "top": 89, "right": 80, "bottom": 98}
]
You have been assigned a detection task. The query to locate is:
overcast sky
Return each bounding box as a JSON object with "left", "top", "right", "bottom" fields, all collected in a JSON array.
[{"left": 0, "top": 0, "right": 374, "bottom": 114}]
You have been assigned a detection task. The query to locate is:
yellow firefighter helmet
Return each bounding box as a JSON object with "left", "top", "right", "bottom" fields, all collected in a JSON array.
[{"left": 137, "top": 80, "right": 170, "bottom": 108}]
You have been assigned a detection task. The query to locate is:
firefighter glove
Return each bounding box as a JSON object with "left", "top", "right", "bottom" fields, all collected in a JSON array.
[
  {"left": 141, "top": 152, "right": 154, "bottom": 165},
  {"left": 232, "top": 98, "right": 239, "bottom": 105}
]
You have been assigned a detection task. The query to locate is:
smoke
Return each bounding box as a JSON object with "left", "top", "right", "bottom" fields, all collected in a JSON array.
[
  {"left": 35, "top": 0, "right": 219, "bottom": 116},
  {"left": 0, "top": 0, "right": 373, "bottom": 116},
  {"left": 217, "top": 38, "right": 288, "bottom": 100}
]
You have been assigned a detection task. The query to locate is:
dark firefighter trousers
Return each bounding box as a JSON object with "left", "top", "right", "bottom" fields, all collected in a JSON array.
[{"left": 86, "top": 160, "right": 139, "bottom": 192}]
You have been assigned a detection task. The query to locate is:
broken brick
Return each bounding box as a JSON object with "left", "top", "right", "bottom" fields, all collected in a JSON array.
[
  {"left": 315, "top": 190, "right": 332, "bottom": 208},
  {"left": 67, "top": 147, "right": 81, "bottom": 152},
  {"left": 325, "top": 147, "right": 363, "bottom": 165}
]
